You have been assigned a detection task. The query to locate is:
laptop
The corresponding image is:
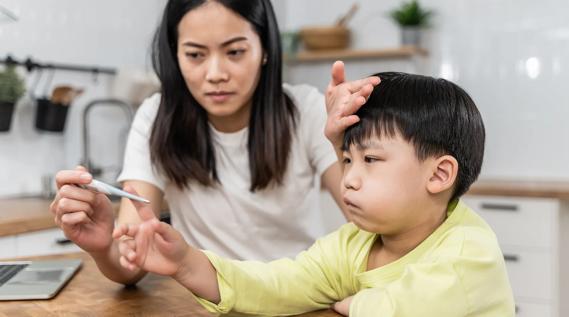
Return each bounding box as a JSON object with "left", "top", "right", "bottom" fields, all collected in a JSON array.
[{"left": 0, "top": 259, "right": 81, "bottom": 300}]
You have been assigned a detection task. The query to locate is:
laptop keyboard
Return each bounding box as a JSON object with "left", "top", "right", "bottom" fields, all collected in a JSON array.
[{"left": 0, "top": 264, "right": 28, "bottom": 286}]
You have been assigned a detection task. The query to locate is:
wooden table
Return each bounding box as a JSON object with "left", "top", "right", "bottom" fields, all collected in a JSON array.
[{"left": 0, "top": 252, "right": 340, "bottom": 317}]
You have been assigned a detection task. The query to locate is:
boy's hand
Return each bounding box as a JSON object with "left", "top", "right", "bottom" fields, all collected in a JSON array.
[
  {"left": 112, "top": 186, "right": 189, "bottom": 277},
  {"left": 325, "top": 61, "right": 380, "bottom": 149},
  {"left": 332, "top": 295, "right": 353, "bottom": 316}
]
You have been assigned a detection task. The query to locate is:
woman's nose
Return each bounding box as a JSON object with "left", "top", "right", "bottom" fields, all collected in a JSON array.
[{"left": 205, "top": 56, "right": 229, "bottom": 83}]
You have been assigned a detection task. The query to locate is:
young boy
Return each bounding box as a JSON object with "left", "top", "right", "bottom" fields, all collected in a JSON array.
[{"left": 113, "top": 67, "right": 515, "bottom": 316}]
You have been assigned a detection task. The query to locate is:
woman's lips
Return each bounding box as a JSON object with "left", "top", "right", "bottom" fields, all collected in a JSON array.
[{"left": 205, "top": 91, "right": 234, "bottom": 103}]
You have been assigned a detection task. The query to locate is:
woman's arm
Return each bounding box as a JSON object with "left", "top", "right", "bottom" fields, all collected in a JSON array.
[{"left": 321, "top": 162, "right": 350, "bottom": 221}]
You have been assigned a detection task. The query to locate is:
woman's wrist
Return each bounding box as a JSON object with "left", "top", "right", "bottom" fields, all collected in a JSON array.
[{"left": 90, "top": 240, "right": 115, "bottom": 262}]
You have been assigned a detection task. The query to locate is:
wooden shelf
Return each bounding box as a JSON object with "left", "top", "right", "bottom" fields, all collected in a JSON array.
[{"left": 286, "top": 46, "right": 428, "bottom": 63}]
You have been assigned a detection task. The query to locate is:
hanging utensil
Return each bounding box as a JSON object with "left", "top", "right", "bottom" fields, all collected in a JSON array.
[{"left": 335, "top": 3, "right": 359, "bottom": 27}]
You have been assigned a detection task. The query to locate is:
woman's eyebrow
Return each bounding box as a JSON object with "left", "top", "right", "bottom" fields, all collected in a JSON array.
[
  {"left": 181, "top": 36, "right": 248, "bottom": 49},
  {"left": 220, "top": 36, "right": 248, "bottom": 47}
]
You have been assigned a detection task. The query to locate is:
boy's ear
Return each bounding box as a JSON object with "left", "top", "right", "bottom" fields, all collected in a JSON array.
[{"left": 426, "top": 155, "right": 458, "bottom": 195}]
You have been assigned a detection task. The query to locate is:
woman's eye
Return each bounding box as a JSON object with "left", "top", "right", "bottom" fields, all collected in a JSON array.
[
  {"left": 185, "top": 52, "right": 203, "bottom": 59},
  {"left": 228, "top": 49, "right": 246, "bottom": 57},
  {"left": 342, "top": 157, "right": 351, "bottom": 165}
]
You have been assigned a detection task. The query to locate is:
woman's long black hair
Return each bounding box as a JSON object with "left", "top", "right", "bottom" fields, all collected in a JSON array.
[{"left": 150, "top": 0, "right": 297, "bottom": 192}]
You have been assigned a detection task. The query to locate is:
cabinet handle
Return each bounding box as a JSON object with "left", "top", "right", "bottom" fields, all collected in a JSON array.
[
  {"left": 55, "top": 237, "right": 73, "bottom": 245},
  {"left": 480, "top": 203, "right": 518, "bottom": 212},
  {"left": 503, "top": 254, "right": 520, "bottom": 262},
  {"left": 515, "top": 304, "right": 519, "bottom": 314}
]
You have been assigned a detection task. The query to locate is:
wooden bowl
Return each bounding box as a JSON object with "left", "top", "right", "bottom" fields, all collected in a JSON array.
[{"left": 299, "top": 26, "right": 350, "bottom": 51}]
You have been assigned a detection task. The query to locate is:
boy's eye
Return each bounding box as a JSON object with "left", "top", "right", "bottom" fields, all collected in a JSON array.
[{"left": 364, "top": 156, "right": 380, "bottom": 163}]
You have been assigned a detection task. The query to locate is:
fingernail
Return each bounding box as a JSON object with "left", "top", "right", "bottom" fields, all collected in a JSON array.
[{"left": 80, "top": 173, "right": 92, "bottom": 181}]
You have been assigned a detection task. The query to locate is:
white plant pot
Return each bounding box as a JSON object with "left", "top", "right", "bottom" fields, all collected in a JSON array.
[{"left": 401, "top": 27, "right": 421, "bottom": 47}]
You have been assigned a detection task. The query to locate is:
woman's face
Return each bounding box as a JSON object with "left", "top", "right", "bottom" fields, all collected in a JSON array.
[{"left": 177, "top": 2, "right": 264, "bottom": 133}]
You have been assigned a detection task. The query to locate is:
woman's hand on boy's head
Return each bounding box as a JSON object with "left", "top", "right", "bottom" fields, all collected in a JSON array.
[
  {"left": 112, "top": 187, "right": 190, "bottom": 276},
  {"left": 325, "top": 61, "right": 380, "bottom": 148}
]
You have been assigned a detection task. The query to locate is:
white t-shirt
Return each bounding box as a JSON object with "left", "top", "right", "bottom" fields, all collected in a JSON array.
[{"left": 117, "top": 84, "right": 337, "bottom": 261}]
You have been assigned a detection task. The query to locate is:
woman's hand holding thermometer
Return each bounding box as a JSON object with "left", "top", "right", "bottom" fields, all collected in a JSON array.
[{"left": 79, "top": 179, "right": 150, "bottom": 204}]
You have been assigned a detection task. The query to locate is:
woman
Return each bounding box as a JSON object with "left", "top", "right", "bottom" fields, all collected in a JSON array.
[{"left": 51, "top": 0, "right": 373, "bottom": 285}]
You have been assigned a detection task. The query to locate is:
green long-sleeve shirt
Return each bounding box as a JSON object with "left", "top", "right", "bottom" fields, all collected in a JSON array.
[{"left": 195, "top": 201, "right": 515, "bottom": 316}]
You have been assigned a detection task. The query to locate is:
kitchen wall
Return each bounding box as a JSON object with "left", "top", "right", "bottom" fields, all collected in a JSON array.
[
  {"left": 0, "top": 0, "right": 165, "bottom": 197},
  {"left": 278, "top": 0, "right": 569, "bottom": 182},
  {"left": 1, "top": 0, "right": 568, "bottom": 197}
]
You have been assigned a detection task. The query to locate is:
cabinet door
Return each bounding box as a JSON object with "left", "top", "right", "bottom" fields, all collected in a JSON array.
[
  {"left": 515, "top": 301, "right": 552, "bottom": 317},
  {"left": 461, "top": 195, "right": 558, "bottom": 249},
  {"left": 0, "top": 235, "right": 17, "bottom": 259},
  {"left": 502, "top": 246, "right": 553, "bottom": 301},
  {"left": 15, "top": 228, "right": 80, "bottom": 257}
]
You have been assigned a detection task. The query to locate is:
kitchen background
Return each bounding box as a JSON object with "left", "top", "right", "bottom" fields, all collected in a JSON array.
[
  {"left": 1, "top": 0, "right": 568, "bottom": 198},
  {"left": 1, "top": 1, "right": 568, "bottom": 316},
  {"left": 0, "top": 0, "right": 163, "bottom": 197}
]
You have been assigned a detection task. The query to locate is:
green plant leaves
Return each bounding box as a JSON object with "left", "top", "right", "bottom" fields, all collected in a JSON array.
[
  {"left": 389, "top": 0, "right": 432, "bottom": 27},
  {"left": 0, "top": 65, "right": 25, "bottom": 103}
]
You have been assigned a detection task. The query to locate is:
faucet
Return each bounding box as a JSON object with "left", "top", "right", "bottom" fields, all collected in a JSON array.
[{"left": 80, "top": 99, "right": 134, "bottom": 180}]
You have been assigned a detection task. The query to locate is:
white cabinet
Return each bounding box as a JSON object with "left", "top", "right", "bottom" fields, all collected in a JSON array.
[
  {"left": 0, "top": 235, "right": 17, "bottom": 259},
  {"left": 16, "top": 227, "right": 81, "bottom": 257},
  {"left": 462, "top": 195, "right": 569, "bottom": 317},
  {"left": 0, "top": 228, "right": 80, "bottom": 259}
]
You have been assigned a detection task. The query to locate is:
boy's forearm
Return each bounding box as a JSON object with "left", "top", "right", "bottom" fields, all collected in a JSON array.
[{"left": 173, "top": 247, "right": 221, "bottom": 304}]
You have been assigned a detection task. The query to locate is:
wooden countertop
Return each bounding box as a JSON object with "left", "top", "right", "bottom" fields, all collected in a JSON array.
[
  {"left": 468, "top": 179, "right": 569, "bottom": 200},
  {"left": 0, "top": 198, "right": 55, "bottom": 237},
  {"left": 0, "top": 252, "right": 340, "bottom": 317},
  {"left": 0, "top": 197, "right": 120, "bottom": 238}
]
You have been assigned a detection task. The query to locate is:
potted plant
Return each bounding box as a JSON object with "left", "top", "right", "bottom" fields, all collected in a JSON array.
[
  {"left": 389, "top": 0, "right": 433, "bottom": 47},
  {"left": 0, "top": 65, "right": 25, "bottom": 131}
]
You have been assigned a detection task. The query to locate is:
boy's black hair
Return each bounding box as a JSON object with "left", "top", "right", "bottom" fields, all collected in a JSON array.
[{"left": 342, "top": 72, "right": 485, "bottom": 201}]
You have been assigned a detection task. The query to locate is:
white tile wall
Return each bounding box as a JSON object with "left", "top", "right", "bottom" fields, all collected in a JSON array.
[
  {"left": 2, "top": 0, "right": 568, "bottom": 196},
  {"left": 0, "top": 0, "right": 166, "bottom": 197},
  {"left": 280, "top": 0, "right": 569, "bottom": 182}
]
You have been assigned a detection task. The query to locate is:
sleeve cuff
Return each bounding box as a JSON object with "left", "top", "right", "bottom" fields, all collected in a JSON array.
[
  {"left": 192, "top": 251, "right": 236, "bottom": 314},
  {"left": 349, "top": 288, "right": 386, "bottom": 317}
]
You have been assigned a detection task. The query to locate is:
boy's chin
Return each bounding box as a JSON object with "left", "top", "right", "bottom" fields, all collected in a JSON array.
[{"left": 351, "top": 218, "right": 381, "bottom": 234}]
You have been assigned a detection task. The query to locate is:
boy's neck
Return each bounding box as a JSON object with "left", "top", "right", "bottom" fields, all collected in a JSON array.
[{"left": 367, "top": 200, "right": 449, "bottom": 271}]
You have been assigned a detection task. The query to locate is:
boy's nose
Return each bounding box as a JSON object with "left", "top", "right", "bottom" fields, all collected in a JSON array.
[
  {"left": 342, "top": 166, "right": 361, "bottom": 191},
  {"left": 205, "top": 57, "right": 229, "bottom": 83}
]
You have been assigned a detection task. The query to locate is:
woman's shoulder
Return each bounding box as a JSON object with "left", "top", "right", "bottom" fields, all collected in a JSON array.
[
  {"left": 283, "top": 83, "right": 324, "bottom": 113},
  {"left": 132, "top": 93, "right": 162, "bottom": 124},
  {"left": 137, "top": 93, "right": 162, "bottom": 114}
]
